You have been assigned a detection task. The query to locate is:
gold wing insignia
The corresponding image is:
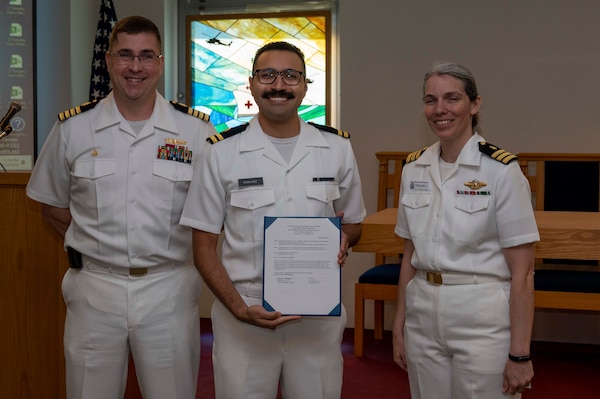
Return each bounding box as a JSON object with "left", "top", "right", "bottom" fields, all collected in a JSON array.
[{"left": 464, "top": 179, "right": 487, "bottom": 190}]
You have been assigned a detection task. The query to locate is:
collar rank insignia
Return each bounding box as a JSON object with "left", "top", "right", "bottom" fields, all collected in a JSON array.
[{"left": 464, "top": 179, "right": 486, "bottom": 190}]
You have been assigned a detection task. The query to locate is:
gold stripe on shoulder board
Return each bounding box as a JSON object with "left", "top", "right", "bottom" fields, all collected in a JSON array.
[
  {"left": 478, "top": 142, "right": 518, "bottom": 164},
  {"left": 491, "top": 149, "right": 518, "bottom": 164},
  {"left": 307, "top": 122, "right": 350, "bottom": 139},
  {"left": 58, "top": 100, "right": 99, "bottom": 122},
  {"left": 169, "top": 101, "right": 210, "bottom": 122},
  {"left": 406, "top": 147, "right": 428, "bottom": 163},
  {"left": 206, "top": 123, "right": 249, "bottom": 144},
  {"left": 207, "top": 133, "right": 224, "bottom": 144}
]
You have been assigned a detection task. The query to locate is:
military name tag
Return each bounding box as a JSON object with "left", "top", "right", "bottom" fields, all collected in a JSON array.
[
  {"left": 239, "top": 177, "right": 264, "bottom": 187},
  {"left": 313, "top": 177, "right": 335, "bottom": 182}
]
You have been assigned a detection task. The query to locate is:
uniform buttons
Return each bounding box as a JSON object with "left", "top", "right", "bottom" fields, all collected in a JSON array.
[{"left": 249, "top": 202, "right": 254, "bottom": 208}]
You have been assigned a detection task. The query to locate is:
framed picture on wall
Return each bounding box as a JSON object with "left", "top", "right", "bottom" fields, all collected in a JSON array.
[{"left": 186, "top": 11, "right": 331, "bottom": 132}]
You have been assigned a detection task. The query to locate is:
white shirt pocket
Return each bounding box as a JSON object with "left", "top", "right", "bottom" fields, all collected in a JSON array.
[
  {"left": 153, "top": 160, "right": 193, "bottom": 182},
  {"left": 401, "top": 192, "right": 432, "bottom": 209},
  {"left": 451, "top": 197, "right": 491, "bottom": 243},
  {"left": 305, "top": 183, "right": 341, "bottom": 203},
  {"left": 304, "top": 182, "right": 340, "bottom": 216},
  {"left": 454, "top": 197, "right": 489, "bottom": 214},
  {"left": 153, "top": 160, "right": 193, "bottom": 213},
  {"left": 71, "top": 158, "right": 115, "bottom": 208},
  {"left": 400, "top": 192, "right": 432, "bottom": 237},
  {"left": 230, "top": 187, "right": 276, "bottom": 240}
]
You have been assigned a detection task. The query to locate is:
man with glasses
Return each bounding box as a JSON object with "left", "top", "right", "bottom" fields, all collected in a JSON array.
[
  {"left": 181, "top": 41, "right": 366, "bottom": 398},
  {"left": 27, "top": 16, "right": 216, "bottom": 399}
]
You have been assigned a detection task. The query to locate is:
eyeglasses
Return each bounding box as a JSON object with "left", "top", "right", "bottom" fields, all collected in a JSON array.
[
  {"left": 109, "top": 51, "right": 163, "bottom": 65},
  {"left": 253, "top": 68, "right": 304, "bottom": 86}
]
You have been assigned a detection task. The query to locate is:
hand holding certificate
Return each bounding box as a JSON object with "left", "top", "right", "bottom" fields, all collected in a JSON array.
[{"left": 263, "top": 216, "right": 342, "bottom": 316}]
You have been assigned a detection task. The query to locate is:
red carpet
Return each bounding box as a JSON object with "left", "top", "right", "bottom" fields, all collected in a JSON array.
[{"left": 196, "top": 318, "right": 599, "bottom": 398}]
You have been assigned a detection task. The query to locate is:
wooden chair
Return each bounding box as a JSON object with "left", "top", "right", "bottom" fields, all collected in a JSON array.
[
  {"left": 354, "top": 151, "right": 409, "bottom": 357},
  {"left": 518, "top": 153, "right": 600, "bottom": 311}
]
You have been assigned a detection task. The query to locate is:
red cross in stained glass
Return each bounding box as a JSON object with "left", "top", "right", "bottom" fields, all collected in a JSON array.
[{"left": 245, "top": 101, "right": 253, "bottom": 109}]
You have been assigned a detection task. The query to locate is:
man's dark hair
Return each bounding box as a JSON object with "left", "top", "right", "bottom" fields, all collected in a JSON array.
[
  {"left": 109, "top": 16, "right": 162, "bottom": 51},
  {"left": 252, "top": 41, "right": 306, "bottom": 73}
]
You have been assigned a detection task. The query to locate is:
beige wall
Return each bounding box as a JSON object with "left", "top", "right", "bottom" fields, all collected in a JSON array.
[
  {"left": 57, "top": 0, "right": 600, "bottom": 344},
  {"left": 338, "top": 0, "right": 600, "bottom": 344}
]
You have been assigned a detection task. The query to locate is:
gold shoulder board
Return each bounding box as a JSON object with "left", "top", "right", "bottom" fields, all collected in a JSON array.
[
  {"left": 57, "top": 100, "right": 99, "bottom": 122},
  {"left": 478, "top": 142, "right": 518, "bottom": 164},
  {"left": 170, "top": 101, "right": 210, "bottom": 122},
  {"left": 406, "top": 147, "right": 428, "bottom": 163},
  {"left": 207, "top": 123, "right": 249, "bottom": 144},
  {"left": 308, "top": 122, "right": 350, "bottom": 139}
]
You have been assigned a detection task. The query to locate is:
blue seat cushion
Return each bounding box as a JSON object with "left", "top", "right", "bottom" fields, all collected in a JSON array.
[
  {"left": 534, "top": 270, "right": 600, "bottom": 293},
  {"left": 358, "top": 264, "right": 401, "bottom": 285}
]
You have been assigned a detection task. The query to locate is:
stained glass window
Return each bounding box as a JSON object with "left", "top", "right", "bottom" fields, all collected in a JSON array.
[{"left": 186, "top": 11, "right": 330, "bottom": 132}]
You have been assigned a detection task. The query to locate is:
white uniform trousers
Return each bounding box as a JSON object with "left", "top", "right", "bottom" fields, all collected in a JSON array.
[
  {"left": 211, "top": 289, "right": 346, "bottom": 399},
  {"left": 61, "top": 261, "right": 202, "bottom": 399},
  {"left": 404, "top": 276, "right": 520, "bottom": 399}
]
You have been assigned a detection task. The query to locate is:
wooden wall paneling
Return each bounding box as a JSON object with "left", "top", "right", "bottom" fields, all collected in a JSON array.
[{"left": 0, "top": 173, "right": 67, "bottom": 399}]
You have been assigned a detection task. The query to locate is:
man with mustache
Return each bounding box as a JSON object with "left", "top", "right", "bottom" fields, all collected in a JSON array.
[{"left": 181, "top": 41, "right": 366, "bottom": 398}]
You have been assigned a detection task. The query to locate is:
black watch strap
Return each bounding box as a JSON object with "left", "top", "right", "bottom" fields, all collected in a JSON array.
[{"left": 508, "top": 353, "right": 531, "bottom": 362}]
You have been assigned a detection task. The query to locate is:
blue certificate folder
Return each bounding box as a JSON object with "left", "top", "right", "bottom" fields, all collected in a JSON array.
[{"left": 263, "top": 216, "right": 342, "bottom": 316}]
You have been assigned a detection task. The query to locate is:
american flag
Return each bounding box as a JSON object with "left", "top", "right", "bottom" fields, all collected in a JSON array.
[{"left": 89, "top": 0, "right": 117, "bottom": 101}]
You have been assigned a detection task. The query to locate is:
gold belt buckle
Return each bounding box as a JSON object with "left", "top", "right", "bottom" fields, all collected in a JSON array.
[
  {"left": 426, "top": 272, "right": 443, "bottom": 285},
  {"left": 129, "top": 267, "right": 148, "bottom": 276}
]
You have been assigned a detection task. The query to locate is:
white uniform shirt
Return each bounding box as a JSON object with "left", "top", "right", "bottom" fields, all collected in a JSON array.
[
  {"left": 180, "top": 116, "right": 366, "bottom": 284},
  {"left": 394, "top": 133, "right": 540, "bottom": 279},
  {"left": 26, "top": 92, "right": 217, "bottom": 267}
]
